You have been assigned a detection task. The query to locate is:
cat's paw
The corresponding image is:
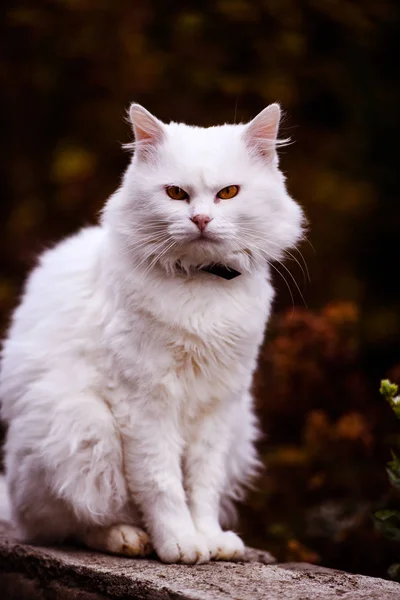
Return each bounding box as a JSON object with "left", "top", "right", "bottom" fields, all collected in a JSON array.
[
  {"left": 83, "top": 524, "right": 152, "bottom": 557},
  {"left": 205, "top": 530, "right": 245, "bottom": 561},
  {"left": 155, "top": 533, "right": 211, "bottom": 564}
]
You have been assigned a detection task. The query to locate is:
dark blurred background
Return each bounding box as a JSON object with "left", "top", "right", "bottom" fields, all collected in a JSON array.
[{"left": 1, "top": 0, "right": 400, "bottom": 579}]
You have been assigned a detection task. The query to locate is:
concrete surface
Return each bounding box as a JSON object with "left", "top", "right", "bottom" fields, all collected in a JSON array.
[{"left": 1, "top": 520, "right": 399, "bottom": 599}]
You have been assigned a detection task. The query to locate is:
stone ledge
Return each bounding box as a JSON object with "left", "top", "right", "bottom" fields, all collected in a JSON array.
[{"left": 1, "top": 520, "right": 399, "bottom": 600}]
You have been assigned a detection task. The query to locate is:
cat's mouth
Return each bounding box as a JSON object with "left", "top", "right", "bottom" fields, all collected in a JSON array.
[{"left": 188, "top": 232, "right": 222, "bottom": 245}]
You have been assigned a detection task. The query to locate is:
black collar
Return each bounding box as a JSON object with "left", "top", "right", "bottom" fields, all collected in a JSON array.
[
  {"left": 175, "top": 261, "right": 241, "bottom": 280},
  {"left": 200, "top": 264, "right": 241, "bottom": 280}
]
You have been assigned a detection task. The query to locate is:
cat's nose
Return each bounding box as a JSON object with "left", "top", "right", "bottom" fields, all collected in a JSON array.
[{"left": 191, "top": 214, "right": 212, "bottom": 232}]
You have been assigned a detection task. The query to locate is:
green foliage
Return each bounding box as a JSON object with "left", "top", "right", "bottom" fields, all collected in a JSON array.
[
  {"left": 387, "top": 452, "right": 400, "bottom": 490},
  {"left": 374, "top": 510, "right": 400, "bottom": 542},
  {"left": 379, "top": 381, "right": 400, "bottom": 492},
  {"left": 380, "top": 380, "right": 400, "bottom": 420},
  {"left": 387, "top": 563, "right": 400, "bottom": 580},
  {"left": 373, "top": 380, "right": 400, "bottom": 580}
]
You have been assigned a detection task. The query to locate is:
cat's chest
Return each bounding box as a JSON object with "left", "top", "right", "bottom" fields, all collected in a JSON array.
[
  {"left": 144, "top": 276, "right": 272, "bottom": 395},
  {"left": 106, "top": 273, "right": 273, "bottom": 401},
  {"left": 166, "top": 319, "right": 245, "bottom": 374}
]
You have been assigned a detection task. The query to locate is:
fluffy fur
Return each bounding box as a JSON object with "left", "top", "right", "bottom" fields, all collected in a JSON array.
[{"left": 0, "top": 104, "right": 304, "bottom": 563}]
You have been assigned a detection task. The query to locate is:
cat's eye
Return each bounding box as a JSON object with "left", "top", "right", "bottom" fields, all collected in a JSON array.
[
  {"left": 166, "top": 186, "right": 189, "bottom": 201},
  {"left": 216, "top": 185, "right": 239, "bottom": 200}
]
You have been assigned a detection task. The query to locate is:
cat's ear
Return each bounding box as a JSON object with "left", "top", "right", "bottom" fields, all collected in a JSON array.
[
  {"left": 243, "top": 104, "right": 282, "bottom": 161},
  {"left": 128, "top": 104, "right": 165, "bottom": 160}
]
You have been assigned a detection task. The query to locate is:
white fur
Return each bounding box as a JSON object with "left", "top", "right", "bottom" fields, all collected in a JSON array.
[
  {"left": 0, "top": 475, "right": 11, "bottom": 522},
  {"left": 0, "top": 104, "right": 304, "bottom": 563}
]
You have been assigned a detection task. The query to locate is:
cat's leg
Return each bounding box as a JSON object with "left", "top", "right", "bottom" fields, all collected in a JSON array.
[
  {"left": 220, "top": 392, "right": 261, "bottom": 529},
  {"left": 119, "top": 403, "right": 210, "bottom": 564},
  {"left": 6, "top": 388, "right": 150, "bottom": 557},
  {"left": 184, "top": 395, "right": 258, "bottom": 561}
]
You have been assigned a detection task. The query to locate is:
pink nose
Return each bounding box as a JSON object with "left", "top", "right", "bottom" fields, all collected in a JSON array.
[{"left": 191, "top": 214, "right": 212, "bottom": 232}]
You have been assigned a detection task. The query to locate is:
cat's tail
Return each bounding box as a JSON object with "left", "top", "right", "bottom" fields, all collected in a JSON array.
[{"left": 0, "top": 474, "right": 11, "bottom": 522}]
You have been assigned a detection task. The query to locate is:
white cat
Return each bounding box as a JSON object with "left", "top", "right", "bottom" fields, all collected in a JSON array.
[{"left": 0, "top": 104, "right": 304, "bottom": 564}]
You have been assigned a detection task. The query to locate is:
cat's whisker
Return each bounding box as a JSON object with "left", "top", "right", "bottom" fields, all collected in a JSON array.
[
  {"left": 267, "top": 260, "right": 295, "bottom": 311},
  {"left": 131, "top": 228, "right": 169, "bottom": 238},
  {"left": 142, "top": 239, "right": 177, "bottom": 278},
  {"left": 120, "top": 232, "right": 169, "bottom": 251},
  {"left": 281, "top": 249, "right": 308, "bottom": 286},
  {"left": 148, "top": 240, "right": 178, "bottom": 274},
  {"left": 232, "top": 234, "right": 297, "bottom": 309},
  {"left": 269, "top": 257, "right": 307, "bottom": 307},
  {"left": 120, "top": 238, "right": 168, "bottom": 260},
  {"left": 281, "top": 245, "right": 310, "bottom": 284},
  {"left": 303, "top": 235, "right": 316, "bottom": 254},
  {"left": 250, "top": 241, "right": 306, "bottom": 307},
  {"left": 126, "top": 236, "right": 172, "bottom": 271},
  {"left": 255, "top": 237, "right": 309, "bottom": 286},
  {"left": 239, "top": 241, "right": 296, "bottom": 310},
  {"left": 236, "top": 226, "right": 310, "bottom": 284},
  {"left": 132, "top": 222, "right": 169, "bottom": 229},
  {"left": 124, "top": 235, "right": 167, "bottom": 248},
  {"left": 151, "top": 239, "right": 177, "bottom": 266},
  {"left": 132, "top": 227, "right": 167, "bottom": 234}
]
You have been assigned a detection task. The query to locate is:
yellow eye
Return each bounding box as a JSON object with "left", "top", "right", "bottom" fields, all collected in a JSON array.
[
  {"left": 166, "top": 186, "right": 189, "bottom": 201},
  {"left": 216, "top": 185, "right": 239, "bottom": 200}
]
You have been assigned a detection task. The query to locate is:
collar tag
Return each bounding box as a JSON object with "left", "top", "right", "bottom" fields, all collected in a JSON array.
[{"left": 201, "top": 264, "right": 241, "bottom": 280}]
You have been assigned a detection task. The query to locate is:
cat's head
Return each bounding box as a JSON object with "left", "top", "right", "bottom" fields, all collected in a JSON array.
[{"left": 105, "top": 104, "right": 305, "bottom": 275}]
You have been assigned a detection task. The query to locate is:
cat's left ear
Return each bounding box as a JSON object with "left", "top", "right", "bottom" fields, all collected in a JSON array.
[
  {"left": 243, "top": 104, "right": 281, "bottom": 161},
  {"left": 128, "top": 104, "right": 165, "bottom": 160}
]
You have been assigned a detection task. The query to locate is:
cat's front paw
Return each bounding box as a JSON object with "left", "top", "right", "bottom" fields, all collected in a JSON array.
[
  {"left": 204, "top": 530, "right": 245, "bottom": 561},
  {"left": 155, "top": 533, "right": 211, "bottom": 564}
]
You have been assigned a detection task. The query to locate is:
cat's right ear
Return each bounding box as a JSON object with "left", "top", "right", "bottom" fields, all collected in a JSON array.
[{"left": 128, "top": 104, "right": 165, "bottom": 160}]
